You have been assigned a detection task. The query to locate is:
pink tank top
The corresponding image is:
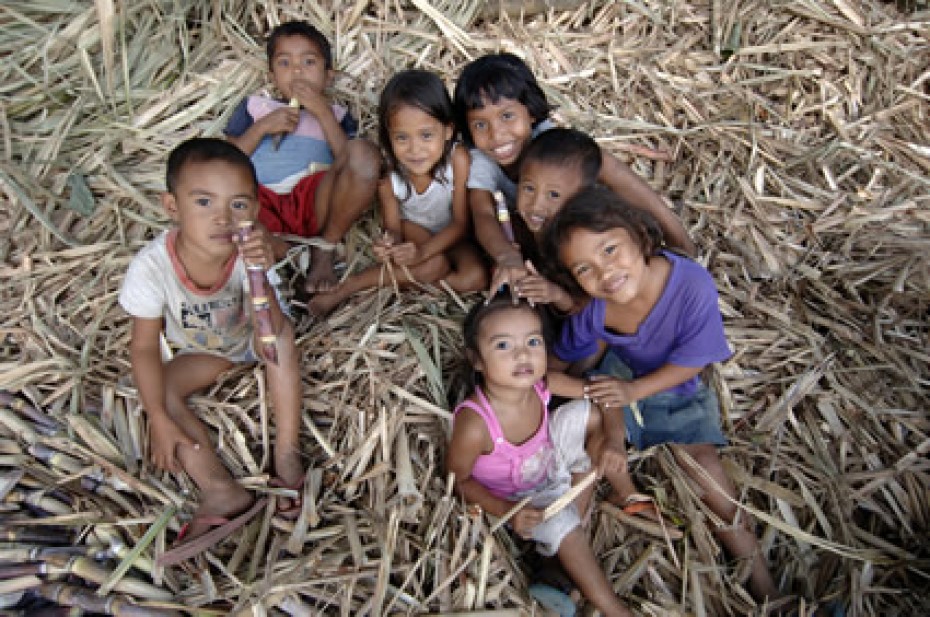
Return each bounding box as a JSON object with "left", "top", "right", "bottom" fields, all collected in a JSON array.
[{"left": 453, "top": 381, "right": 555, "bottom": 498}]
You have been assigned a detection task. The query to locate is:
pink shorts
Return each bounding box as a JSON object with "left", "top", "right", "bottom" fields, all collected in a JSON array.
[{"left": 257, "top": 170, "right": 327, "bottom": 238}]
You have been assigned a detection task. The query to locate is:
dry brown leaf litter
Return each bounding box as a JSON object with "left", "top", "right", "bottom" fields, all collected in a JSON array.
[{"left": 0, "top": 1, "right": 928, "bottom": 615}]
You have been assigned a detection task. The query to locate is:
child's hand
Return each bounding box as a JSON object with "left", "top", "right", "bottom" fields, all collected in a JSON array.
[
  {"left": 514, "top": 260, "right": 571, "bottom": 307},
  {"left": 149, "top": 414, "right": 198, "bottom": 473},
  {"left": 372, "top": 230, "right": 399, "bottom": 264},
  {"left": 488, "top": 253, "right": 528, "bottom": 302},
  {"left": 386, "top": 241, "right": 420, "bottom": 266},
  {"left": 583, "top": 374, "right": 637, "bottom": 410},
  {"left": 237, "top": 223, "right": 275, "bottom": 271},
  {"left": 258, "top": 106, "right": 299, "bottom": 139},
  {"left": 291, "top": 79, "right": 330, "bottom": 119},
  {"left": 512, "top": 505, "right": 544, "bottom": 539}
]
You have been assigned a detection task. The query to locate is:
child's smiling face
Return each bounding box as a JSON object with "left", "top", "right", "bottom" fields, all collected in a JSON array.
[
  {"left": 517, "top": 159, "right": 585, "bottom": 234},
  {"left": 465, "top": 95, "right": 534, "bottom": 169},
  {"left": 387, "top": 104, "right": 452, "bottom": 179},
  {"left": 269, "top": 34, "right": 331, "bottom": 100},
  {"left": 559, "top": 226, "right": 648, "bottom": 306}
]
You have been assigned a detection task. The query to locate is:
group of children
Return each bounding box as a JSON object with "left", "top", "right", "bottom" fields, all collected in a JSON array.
[{"left": 120, "top": 19, "right": 781, "bottom": 613}]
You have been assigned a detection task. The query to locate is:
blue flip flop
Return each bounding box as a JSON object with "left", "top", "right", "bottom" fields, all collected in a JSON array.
[{"left": 529, "top": 582, "right": 576, "bottom": 617}]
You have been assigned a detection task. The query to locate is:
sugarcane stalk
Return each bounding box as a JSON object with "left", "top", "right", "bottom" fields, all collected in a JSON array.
[
  {"left": 95, "top": 504, "right": 175, "bottom": 596},
  {"left": 0, "top": 528, "right": 73, "bottom": 544},
  {"left": 234, "top": 220, "right": 279, "bottom": 364},
  {"left": 493, "top": 191, "right": 516, "bottom": 246},
  {"left": 273, "top": 97, "right": 300, "bottom": 150},
  {"left": 541, "top": 470, "right": 597, "bottom": 522},
  {"left": 40, "top": 582, "right": 182, "bottom": 616},
  {"left": 43, "top": 555, "right": 172, "bottom": 602},
  {"left": 0, "top": 391, "right": 60, "bottom": 431},
  {"left": 4, "top": 488, "right": 73, "bottom": 516},
  {"left": 0, "top": 575, "right": 42, "bottom": 595}
]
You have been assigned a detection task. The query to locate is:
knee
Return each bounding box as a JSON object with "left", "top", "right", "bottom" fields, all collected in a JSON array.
[
  {"left": 416, "top": 255, "right": 451, "bottom": 283},
  {"left": 345, "top": 139, "right": 380, "bottom": 183},
  {"left": 457, "top": 265, "right": 488, "bottom": 292}
]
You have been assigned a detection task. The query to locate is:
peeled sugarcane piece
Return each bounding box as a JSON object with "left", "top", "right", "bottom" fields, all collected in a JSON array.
[
  {"left": 234, "top": 220, "right": 279, "bottom": 364},
  {"left": 493, "top": 190, "right": 515, "bottom": 245},
  {"left": 273, "top": 97, "right": 300, "bottom": 150}
]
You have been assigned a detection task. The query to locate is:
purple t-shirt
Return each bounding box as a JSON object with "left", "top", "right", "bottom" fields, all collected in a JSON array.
[{"left": 554, "top": 251, "right": 731, "bottom": 397}]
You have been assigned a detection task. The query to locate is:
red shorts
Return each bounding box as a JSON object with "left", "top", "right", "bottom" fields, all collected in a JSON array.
[{"left": 257, "top": 170, "right": 327, "bottom": 238}]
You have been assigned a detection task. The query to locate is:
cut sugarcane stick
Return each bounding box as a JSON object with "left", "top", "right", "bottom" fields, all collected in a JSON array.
[
  {"left": 493, "top": 191, "right": 515, "bottom": 246},
  {"left": 273, "top": 97, "right": 300, "bottom": 150},
  {"left": 234, "top": 220, "right": 279, "bottom": 364},
  {"left": 541, "top": 470, "right": 597, "bottom": 522}
]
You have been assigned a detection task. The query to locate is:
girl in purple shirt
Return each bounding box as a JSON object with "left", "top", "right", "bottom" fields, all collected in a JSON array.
[{"left": 542, "top": 186, "right": 780, "bottom": 604}]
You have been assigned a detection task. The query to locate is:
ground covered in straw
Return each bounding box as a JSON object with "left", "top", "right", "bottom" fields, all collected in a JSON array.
[{"left": 1, "top": 1, "right": 928, "bottom": 615}]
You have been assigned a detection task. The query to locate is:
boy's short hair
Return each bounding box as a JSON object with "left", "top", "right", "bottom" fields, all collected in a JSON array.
[
  {"left": 453, "top": 53, "right": 552, "bottom": 148},
  {"left": 521, "top": 128, "right": 602, "bottom": 187},
  {"left": 266, "top": 21, "right": 332, "bottom": 70},
  {"left": 166, "top": 137, "right": 258, "bottom": 194}
]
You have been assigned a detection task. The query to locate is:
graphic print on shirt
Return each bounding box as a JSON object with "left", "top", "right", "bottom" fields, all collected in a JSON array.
[
  {"left": 179, "top": 295, "right": 247, "bottom": 351},
  {"left": 516, "top": 442, "right": 555, "bottom": 488}
]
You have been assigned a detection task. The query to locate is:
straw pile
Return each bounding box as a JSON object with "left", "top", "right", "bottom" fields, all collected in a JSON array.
[{"left": 1, "top": 1, "right": 928, "bottom": 615}]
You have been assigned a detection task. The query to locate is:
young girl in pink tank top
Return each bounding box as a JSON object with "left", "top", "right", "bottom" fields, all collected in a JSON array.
[{"left": 447, "top": 294, "right": 633, "bottom": 617}]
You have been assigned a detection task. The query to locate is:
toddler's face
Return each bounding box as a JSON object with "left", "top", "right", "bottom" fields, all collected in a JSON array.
[
  {"left": 164, "top": 161, "right": 258, "bottom": 260},
  {"left": 387, "top": 104, "right": 452, "bottom": 178},
  {"left": 466, "top": 95, "right": 534, "bottom": 169},
  {"left": 269, "top": 35, "right": 330, "bottom": 100},
  {"left": 474, "top": 307, "right": 547, "bottom": 390},
  {"left": 559, "top": 226, "right": 647, "bottom": 306},
  {"left": 517, "top": 160, "right": 585, "bottom": 234}
]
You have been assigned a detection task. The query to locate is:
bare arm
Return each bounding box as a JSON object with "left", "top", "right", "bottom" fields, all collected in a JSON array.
[
  {"left": 227, "top": 107, "right": 299, "bottom": 156},
  {"left": 129, "top": 317, "right": 197, "bottom": 471},
  {"left": 599, "top": 151, "right": 696, "bottom": 256},
  {"left": 447, "top": 408, "right": 543, "bottom": 536},
  {"left": 470, "top": 188, "right": 527, "bottom": 297},
  {"left": 293, "top": 80, "right": 348, "bottom": 162}
]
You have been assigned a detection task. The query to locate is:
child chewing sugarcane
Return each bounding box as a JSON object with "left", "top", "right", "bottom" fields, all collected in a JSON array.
[
  {"left": 225, "top": 20, "right": 379, "bottom": 294},
  {"left": 119, "top": 138, "right": 305, "bottom": 564}
]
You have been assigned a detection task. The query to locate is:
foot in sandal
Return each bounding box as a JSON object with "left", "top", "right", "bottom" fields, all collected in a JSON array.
[
  {"left": 604, "top": 492, "right": 683, "bottom": 540},
  {"left": 158, "top": 485, "right": 266, "bottom": 567},
  {"left": 271, "top": 449, "right": 306, "bottom": 520}
]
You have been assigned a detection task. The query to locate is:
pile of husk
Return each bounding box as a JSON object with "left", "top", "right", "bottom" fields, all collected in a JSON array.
[{"left": 1, "top": 1, "right": 928, "bottom": 615}]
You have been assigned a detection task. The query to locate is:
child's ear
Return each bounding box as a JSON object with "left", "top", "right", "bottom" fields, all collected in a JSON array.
[
  {"left": 325, "top": 68, "right": 336, "bottom": 89},
  {"left": 444, "top": 123, "right": 454, "bottom": 142},
  {"left": 161, "top": 192, "right": 180, "bottom": 221}
]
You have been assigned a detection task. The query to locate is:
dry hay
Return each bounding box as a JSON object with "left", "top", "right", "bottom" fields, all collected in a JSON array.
[{"left": 1, "top": 1, "right": 928, "bottom": 615}]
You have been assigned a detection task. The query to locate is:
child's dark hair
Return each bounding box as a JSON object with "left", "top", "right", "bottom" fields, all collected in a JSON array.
[
  {"left": 542, "top": 186, "right": 664, "bottom": 298},
  {"left": 166, "top": 137, "right": 257, "bottom": 195},
  {"left": 453, "top": 53, "right": 552, "bottom": 148},
  {"left": 520, "top": 128, "right": 602, "bottom": 187},
  {"left": 266, "top": 21, "right": 332, "bottom": 70},
  {"left": 461, "top": 291, "right": 552, "bottom": 390},
  {"left": 378, "top": 69, "right": 455, "bottom": 197}
]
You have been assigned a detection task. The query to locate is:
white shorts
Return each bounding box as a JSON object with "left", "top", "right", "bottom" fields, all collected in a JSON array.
[{"left": 516, "top": 398, "right": 592, "bottom": 556}]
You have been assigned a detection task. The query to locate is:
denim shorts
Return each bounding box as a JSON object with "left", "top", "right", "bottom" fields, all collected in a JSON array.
[{"left": 591, "top": 352, "right": 727, "bottom": 451}]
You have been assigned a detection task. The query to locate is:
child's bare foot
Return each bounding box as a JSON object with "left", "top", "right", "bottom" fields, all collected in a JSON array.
[
  {"left": 181, "top": 481, "right": 254, "bottom": 542},
  {"left": 306, "top": 288, "right": 344, "bottom": 317},
  {"left": 305, "top": 245, "right": 337, "bottom": 293}
]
